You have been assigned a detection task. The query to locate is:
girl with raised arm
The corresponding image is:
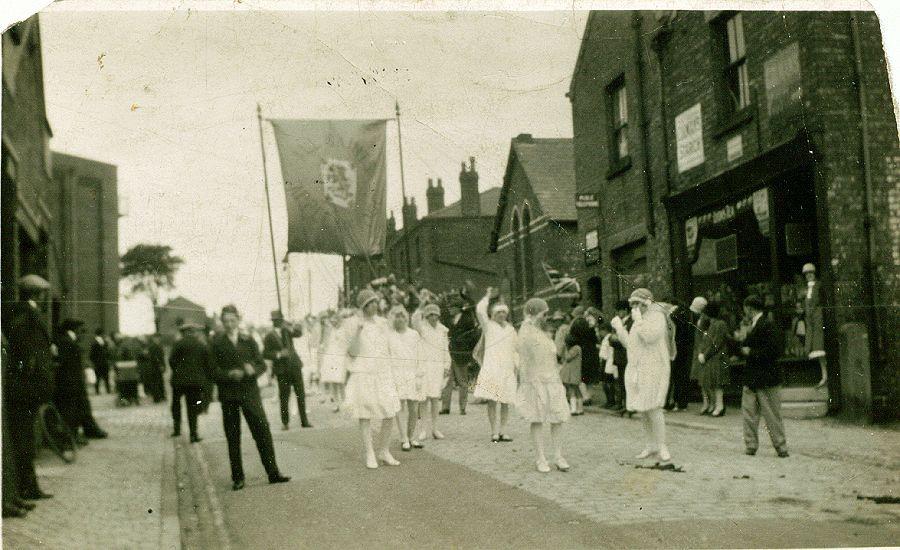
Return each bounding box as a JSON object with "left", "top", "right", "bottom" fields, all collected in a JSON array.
[{"left": 472, "top": 287, "right": 518, "bottom": 442}]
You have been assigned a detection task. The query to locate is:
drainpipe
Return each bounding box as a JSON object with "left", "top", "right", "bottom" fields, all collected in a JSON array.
[
  {"left": 632, "top": 12, "right": 655, "bottom": 238},
  {"left": 849, "top": 14, "right": 884, "bottom": 418}
]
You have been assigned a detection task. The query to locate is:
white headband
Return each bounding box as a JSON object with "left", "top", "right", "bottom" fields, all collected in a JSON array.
[{"left": 492, "top": 304, "right": 510, "bottom": 315}]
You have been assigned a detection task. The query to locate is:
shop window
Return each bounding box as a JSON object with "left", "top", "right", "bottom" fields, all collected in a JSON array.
[
  {"left": 606, "top": 76, "right": 631, "bottom": 177},
  {"left": 720, "top": 13, "right": 750, "bottom": 112},
  {"left": 714, "top": 234, "right": 738, "bottom": 272}
]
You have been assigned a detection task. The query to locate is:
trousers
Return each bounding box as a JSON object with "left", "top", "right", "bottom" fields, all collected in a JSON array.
[
  {"left": 277, "top": 369, "right": 309, "bottom": 427},
  {"left": 742, "top": 386, "right": 788, "bottom": 453},
  {"left": 440, "top": 357, "right": 470, "bottom": 412},
  {"left": 171, "top": 384, "right": 203, "bottom": 437},
  {"left": 221, "top": 396, "right": 280, "bottom": 482}
]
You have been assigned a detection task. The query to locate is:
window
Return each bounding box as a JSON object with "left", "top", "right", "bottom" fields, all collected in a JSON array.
[
  {"left": 722, "top": 13, "right": 750, "bottom": 111},
  {"left": 522, "top": 204, "right": 534, "bottom": 296},
  {"left": 608, "top": 78, "right": 629, "bottom": 162}
]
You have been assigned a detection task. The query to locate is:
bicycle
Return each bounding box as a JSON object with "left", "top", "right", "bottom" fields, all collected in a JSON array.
[{"left": 34, "top": 403, "right": 77, "bottom": 464}]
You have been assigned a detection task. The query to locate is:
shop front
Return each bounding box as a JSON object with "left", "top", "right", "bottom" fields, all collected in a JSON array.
[{"left": 665, "top": 135, "right": 829, "bottom": 411}]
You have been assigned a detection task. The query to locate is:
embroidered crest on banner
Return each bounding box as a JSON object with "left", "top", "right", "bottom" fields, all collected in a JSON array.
[{"left": 321, "top": 159, "right": 357, "bottom": 208}]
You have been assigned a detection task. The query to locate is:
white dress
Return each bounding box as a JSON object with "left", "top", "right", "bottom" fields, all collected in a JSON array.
[
  {"left": 417, "top": 322, "right": 451, "bottom": 399},
  {"left": 344, "top": 317, "right": 402, "bottom": 420},
  {"left": 614, "top": 305, "right": 672, "bottom": 412},
  {"left": 388, "top": 328, "right": 424, "bottom": 401},
  {"left": 319, "top": 324, "right": 349, "bottom": 384},
  {"left": 516, "top": 321, "right": 570, "bottom": 423},
  {"left": 472, "top": 297, "right": 519, "bottom": 404}
]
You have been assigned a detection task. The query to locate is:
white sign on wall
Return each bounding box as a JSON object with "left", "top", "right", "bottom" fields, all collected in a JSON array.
[
  {"left": 726, "top": 134, "right": 743, "bottom": 162},
  {"left": 675, "top": 103, "right": 705, "bottom": 173}
]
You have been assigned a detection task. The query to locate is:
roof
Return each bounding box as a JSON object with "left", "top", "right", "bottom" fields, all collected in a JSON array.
[
  {"left": 490, "top": 135, "right": 577, "bottom": 251},
  {"left": 510, "top": 137, "right": 576, "bottom": 221},
  {"left": 428, "top": 187, "right": 502, "bottom": 219},
  {"left": 157, "top": 296, "right": 206, "bottom": 313}
]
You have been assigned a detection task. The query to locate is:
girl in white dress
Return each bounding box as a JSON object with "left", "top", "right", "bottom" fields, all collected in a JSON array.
[
  {"left": 319, "top": 313, "right": 349, "bottom": 412},
  {"left": 415, "top": 303, "right": 451, "bottom": 442},
  {"left": 517, "top": 298, "right": 570, "bottom": 473},
  {"left": 611, "top": 288, "right": 675, "bottom": 463},
  {"left": 473, "top": 288, "right": 519, "bottom": 442},
  {"left": 345, "top": 290, "right": 402, "bottom": 469},
  {"left": 387, "top": 306, "right": 424, "bottom": 451}
]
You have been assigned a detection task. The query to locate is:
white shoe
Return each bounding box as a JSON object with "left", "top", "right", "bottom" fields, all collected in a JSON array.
[
  {"left": 635, "top": 448, "right": 658, "bottom": 460},
  {"left": 432, "top": 430, "right": 445, "bottom": 440},
  {"left": 536, "top": 460, "right": 551, "bottom": 473},
  {"left": 378, "top": 452, "right": 400, "bottom": 466},
  {"left": 555, "top": 457, "right": 570, "bottom": 472},
  {"left": 658, "top": 446, "right": 671, "bottom": 463},
  {"left": 365, "top": 455, "right": 378, "bottom": 469}
]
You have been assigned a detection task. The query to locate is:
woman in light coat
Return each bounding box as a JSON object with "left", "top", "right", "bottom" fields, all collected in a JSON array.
[
  {"left": 517, "top": 298, "right": 570, "bottom": 472},
  {"left": 472, "top": 288, "right": 518, "bottom": 442},
  {"left": 414, "top": 303, "right": 450, "bottom": 442},
  {"left": 387, "top": 306, "right": 425, "bottom": 451},
  {"left": 611, "top": 288, "right": 674, "bottom": 463}
]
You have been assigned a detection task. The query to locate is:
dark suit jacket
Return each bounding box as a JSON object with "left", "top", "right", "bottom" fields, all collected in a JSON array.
[
  {"left": 742, "top": 316, "right": 782, "bottom": 390},
  {"left": 448, "top": 309, "right": 480, "bottom": 360},
  {"left": 89, "top": 339, "right": 110, "bottom": 373},
  {"left": 672, "top": 308, "right": 697, "bottom": 367},
  {"left": 2, "top": 303, "right": 55, "bottom": 406},
  {"left": 169, "top": 335, "right": 214, "bottom": 387},
  {"left": 210, "top": 332, "right": 266, "bottom": 401},
  {"left": 263, "top": 328, "right": 302, "bottom": 378},
  {"left": 54, "top": 333, "right": 86, "bottom": 398}
]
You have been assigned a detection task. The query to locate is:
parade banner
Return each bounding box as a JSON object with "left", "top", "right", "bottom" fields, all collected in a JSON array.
[{"left": 270, "top": 119, "right": 389, "bottom": 256}]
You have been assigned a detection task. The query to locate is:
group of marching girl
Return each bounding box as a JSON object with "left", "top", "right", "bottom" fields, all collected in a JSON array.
[{"left": 316, "top": 286, "right": 571, "bottom": 473}]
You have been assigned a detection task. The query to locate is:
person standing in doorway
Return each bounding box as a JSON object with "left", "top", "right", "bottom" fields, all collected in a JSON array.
[
  {"left": 168, "top": 323, "right": 213, "bottom": 442},
  {"left": 210, "top": 305, "right": 290, "bottom": 491},
  {"left": 802, "top": 263, "right": 827, "bottom": 388},
  {"left": 667, "top": 297, "right": 706, "bottom": 412},
  {"left": 264, "top": 310, "right": 312, "bottom": 431},
  {"left": 737, "top": 295, "right": 789, "bottom": 458}
]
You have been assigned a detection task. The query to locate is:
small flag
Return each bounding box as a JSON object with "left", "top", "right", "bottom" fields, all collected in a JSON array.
[
  {"left": 542, "top": 261, "right": 580, "bottom": 295},
  {"left": 270, "top": 119, "right": 389, "bottom": 256}
]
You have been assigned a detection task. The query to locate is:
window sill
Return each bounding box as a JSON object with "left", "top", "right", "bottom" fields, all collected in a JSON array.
[
  {"left": 606, "top": 156, "right": 632, "bottom": 180},
  {"left": 713, "top": 106, "right": 754, "bottom": 139}
]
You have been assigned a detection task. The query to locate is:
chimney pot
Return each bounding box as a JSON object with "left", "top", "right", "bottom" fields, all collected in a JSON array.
[{"left": 428, "top": 178, "right": 433, "bottom": 188}]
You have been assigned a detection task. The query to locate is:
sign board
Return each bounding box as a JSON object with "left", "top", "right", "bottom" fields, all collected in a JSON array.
[
  {"left": 685, "top": 187, "right": 770, "bottom": 255},
  {"left": 575, "top": 193, "right": 599, "bottom": 208},
  {"left": 584, "top": 229, "right": 600, "bottom": 265},
  {"left": 764, "top": 42, "right": 801, "bottom": 116},
  {"left": 726, "top": 134, "right": 743, "bottom": 162},
  {"left": 675, "top": 103, "right": 704, "bottom": 173}
]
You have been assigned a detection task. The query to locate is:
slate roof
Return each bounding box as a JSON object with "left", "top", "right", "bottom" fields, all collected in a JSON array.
[
  {"left": 510, "top": 138, "right": 576, "bottom": 221},
  {"left": 428, "top": 187, "right": 502, "bottom": 218}
]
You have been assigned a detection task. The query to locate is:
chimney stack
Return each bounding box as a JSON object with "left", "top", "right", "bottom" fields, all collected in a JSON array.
[
  {"left": 459, "top": 157, "right": 480, "bottom": 217},
  {"left": 426, "top": 177, "right": 445, "bottom": 214},
  {"left": 387, "top": 210, "right": 397, "bottom": 235},
  {"left": 402, "top": 196, "right": 418, "bottom": 228}
]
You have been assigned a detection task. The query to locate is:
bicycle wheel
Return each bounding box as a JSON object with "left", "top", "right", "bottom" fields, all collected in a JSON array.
[{"left": 36, "top": 404, "right": 77, "bottom": 463}]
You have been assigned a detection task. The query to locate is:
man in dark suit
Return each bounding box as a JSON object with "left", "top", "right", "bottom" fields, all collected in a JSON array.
[
  {"left": 263, "top": 310, "right": 311, "bottom": 430},
  {"left": 440, "top": 296, "right": 479, "bottom": 415},
  {"left": 210, "top": 305, "right": 290, "bottom": 491},
  {"left": 169, "top": 323, "right": 214, "bottom": 442},
  {"left": 738, "top": 295, "right": 789, "bottom": 458},
  {"left": 54, "top": 318, "right": 107, "bottom": 443},
  {"left": 89, "top": 328, "right": 111, "bottom": 394},
  {"left": 2, "top": 275, "right": 56, "bottom": 501},
  {"left": 667, "top": 297, "right": 706, "bottom": 411}
]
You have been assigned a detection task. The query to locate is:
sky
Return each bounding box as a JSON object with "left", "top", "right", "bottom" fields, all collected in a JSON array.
[
  {"left": 36, "top": 7, "right": 588, "bottom": 332},
  {"left": 12, "top": 0, "right": 900, "bottom": 333}
]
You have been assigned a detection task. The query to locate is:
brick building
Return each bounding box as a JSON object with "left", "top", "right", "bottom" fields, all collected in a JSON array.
[
  {"left": 381, "top": 159, "right": 502, "bottom": 294},
  {"left": 569, "top": 10, "right": 899, "bottom": 422},
  {"left": 489, "top": 135, "right": 581, "bottom": 315},
  {"left": 52, "top": 152, "right": 120, "bottom": 336},
  {"left": 2, "top": 15, "right": 58, "bottom": 320}
]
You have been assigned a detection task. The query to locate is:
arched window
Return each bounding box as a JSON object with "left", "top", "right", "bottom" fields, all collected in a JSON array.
[
  {"left": 511, "top": 208, "right": 522, "bottom": 299},
  {"left": 522, "top": 203, "right": 534, "bottom": 297}
]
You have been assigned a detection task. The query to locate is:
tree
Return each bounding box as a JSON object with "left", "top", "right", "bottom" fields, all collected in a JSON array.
[{"left": 120, "top": 244, "right": 184, "bottom": 332}]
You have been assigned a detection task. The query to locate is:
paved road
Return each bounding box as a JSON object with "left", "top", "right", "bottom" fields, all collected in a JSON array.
[{"left": 181, "top": 387, "right": 899, "bottom": 549}]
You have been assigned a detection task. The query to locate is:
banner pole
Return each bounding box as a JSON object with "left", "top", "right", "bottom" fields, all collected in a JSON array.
[
  {"left": 257, "top": 103, "right": 284, "bottom": 315},
  {"left": 395, "top": 101, "right": 413, "bottom": 283}
]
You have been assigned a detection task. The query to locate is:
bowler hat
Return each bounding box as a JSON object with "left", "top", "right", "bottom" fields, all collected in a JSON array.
[
  {"left": 802, "top": 263, "right": 816, "bottom": 274},
  {"left": 60, "top": 318, "right": 84, "bottom": 332}
]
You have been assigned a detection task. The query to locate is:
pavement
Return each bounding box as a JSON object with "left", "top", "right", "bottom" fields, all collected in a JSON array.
[
  {"left": 2, "top": 392, "right": 179, "bottom": 549},
  {"left": 5, "top": 384, "right": 898, "bottom": 548}
]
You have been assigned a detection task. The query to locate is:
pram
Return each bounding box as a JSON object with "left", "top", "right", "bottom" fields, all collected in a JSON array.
[{"left": 114, "top": 359, "right": 140, "bottom": 406}]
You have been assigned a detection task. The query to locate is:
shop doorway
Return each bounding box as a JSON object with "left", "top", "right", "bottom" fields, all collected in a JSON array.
[{"left": 586, "top": 276, "right": 602, "bottom": 309}]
